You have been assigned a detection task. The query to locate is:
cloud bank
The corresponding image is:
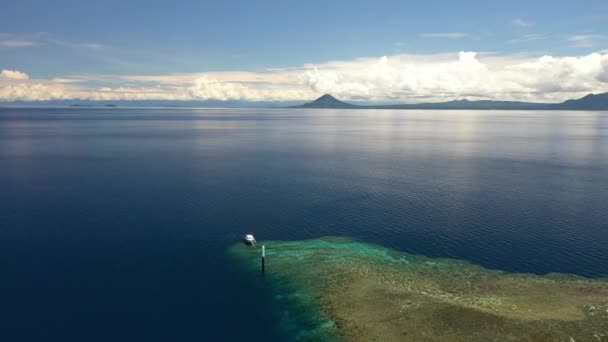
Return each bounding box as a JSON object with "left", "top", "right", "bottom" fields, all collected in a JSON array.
[
  {"left": 2, "top": 51, "right": 608, "bottom": 103},
  {"left": 1, "top": 69, "right": 30, "bottom": 80}
]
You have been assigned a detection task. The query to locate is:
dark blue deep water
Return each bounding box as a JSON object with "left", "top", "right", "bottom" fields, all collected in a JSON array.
[{"left": 1, "top": 107, "right": 607, "bottom": 341}]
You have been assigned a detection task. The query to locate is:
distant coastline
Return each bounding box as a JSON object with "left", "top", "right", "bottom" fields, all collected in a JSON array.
[
  {"left": 69, "top": 104, "right": 117, "bottom": 108},
  {"left": 1, "top": 92, "right": 607, "bottom": 110},
  {"left": 290, "top": 93, "right": 608, "bottom": 110}
]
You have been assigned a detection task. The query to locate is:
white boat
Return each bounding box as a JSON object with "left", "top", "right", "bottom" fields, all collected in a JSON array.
[{"left": 244, "top": 234, "right": 256, "bottom": 245}]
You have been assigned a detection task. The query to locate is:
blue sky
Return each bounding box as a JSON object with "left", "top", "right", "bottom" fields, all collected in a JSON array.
[{"left": 1, "top": 0, "right": 608, "bottom": 102}]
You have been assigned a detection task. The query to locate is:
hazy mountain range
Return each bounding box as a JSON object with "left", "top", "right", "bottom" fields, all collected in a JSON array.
[
  {"left": 0, "top": 99, "right": 305, "bottom": 108},
  {"left": 292, "top": 93, "right": 608, "bottom": 110},
  {"left": 1, "top": 92, "right": 607, "bottom": 110}
]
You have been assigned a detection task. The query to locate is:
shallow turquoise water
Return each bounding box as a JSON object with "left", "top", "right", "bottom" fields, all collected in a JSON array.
[{"left": 228, "top": 237, "right": 608, "bottom": 341}]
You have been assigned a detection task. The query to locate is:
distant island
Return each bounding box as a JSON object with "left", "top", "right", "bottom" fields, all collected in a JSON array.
[
  {"left": 69, "top": 104, "right": 117, "bottom": 107},
  {"left": 291, "top": 93, "right": 608, "bottom": 110},
  {"left": 3, "top": 93, "right": 608, "bottom": 110}
]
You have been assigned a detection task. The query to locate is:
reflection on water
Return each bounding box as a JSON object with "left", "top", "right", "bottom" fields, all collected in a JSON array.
[{"left": 1, "top": 107, "right": 607, "bottom": 341}]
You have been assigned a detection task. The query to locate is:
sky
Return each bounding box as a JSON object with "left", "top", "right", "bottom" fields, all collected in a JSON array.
[{"left": 1, "top": 0, "right": 608, "bottom": 103}]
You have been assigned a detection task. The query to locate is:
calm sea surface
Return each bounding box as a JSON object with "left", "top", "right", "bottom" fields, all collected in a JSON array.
[{"left": 1, "top": 107, "right": 607, "bottom": 341}]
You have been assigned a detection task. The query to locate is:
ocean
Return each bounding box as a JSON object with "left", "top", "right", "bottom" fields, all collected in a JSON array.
[{"left": 1, "top": 107, "right": 607, "bottom": 341}]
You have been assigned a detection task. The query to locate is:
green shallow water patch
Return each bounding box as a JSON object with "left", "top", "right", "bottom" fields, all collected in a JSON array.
[
  {"left": 228, "top": 237, "right": 608, "bottom": 342},
  {"left": 227, "top": 239, "right": 342, "bottom": 341}
]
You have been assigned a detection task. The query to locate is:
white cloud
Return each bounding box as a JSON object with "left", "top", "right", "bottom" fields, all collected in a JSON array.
[
  {"left": 0, "top": 33, "right": 36, "bottom": 47},
  {"left": 187, "top": 76, "right": 310, "bottom": 101},
  {"left": 0, "top": 82, "right": 72, "bottom": 101},
  {"left": 0, "top": 39, "right": 35, "bottom": 47},
  {"left": 297, "top": 52, "right": 608, "bottom": 102},
  {"left": 0, "top": 33, "right": 37, "bottom": 48},
  {"left": 506, "top": 34, "right": 545, "bottom": 44},
  {"left": 420, "top": 33, "right": 468, "bottom": 39},
  {"left": 2, "top": 51, "right": 608, "bottom": 103},
  {"left": 1, "top": 69, "right": 30, "bottom": 80},
  {"left": 51, "top": 78, "right": 84, "bottom": 83},
  {"left": 600, "top": 57, "right": 608, "bottom": 82},
  {"left": 0, "top": 33, "right": 104, "bottom": 50},
  {"left": 567, "top": 34, "right": 604, "bottom": 48},
  {"left": 512, "top": 18, "right": 534, "bottom": 27},
  {"left": 48, "top": 38, "right": 105, "bottom": 50},
  {"left": 82, "top": 43, "right": 103, "bottom": 50}
]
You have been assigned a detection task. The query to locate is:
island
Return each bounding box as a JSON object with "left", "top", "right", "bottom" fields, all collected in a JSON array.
[
  {"left": 69, "top": 103, "right": 118, "bottom": 107},
  {"left": 291, "top": 93, "right": 608, "bottom": 110},
  {"left": 228, "top": 237, "right": 608, "bottom": 341}
]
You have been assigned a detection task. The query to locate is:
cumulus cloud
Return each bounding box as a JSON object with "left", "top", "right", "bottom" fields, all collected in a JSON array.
[
  {"left": 2, "top": 51, "right": 608, "bottom": 103},
  {"left": 0, "top": 82, "right": 190, "bottom": 102},
  {"left": 187, "top": 76, "right": 311, "bottom": 101},
  {"left": 299, "top": 51, "right": 608, "bottom": 102},
  {"left": 600, "top": 57, "right": 608, "bottom": 83},
  {"left": 0, "top": 82, "right": 73, "bottom": 101},
  {"left": 1, "top": 69, "right": 29, "bottom": 80}
]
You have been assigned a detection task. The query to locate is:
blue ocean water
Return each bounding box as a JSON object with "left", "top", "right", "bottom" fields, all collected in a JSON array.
[{"left": 1, "top": 107, "right": 607, "bottom": 341}]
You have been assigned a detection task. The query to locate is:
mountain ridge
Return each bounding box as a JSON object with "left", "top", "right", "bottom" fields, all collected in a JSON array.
[
  {"left": 2, "top": 93, "right": 607, "bottom": 110},
  {"left": 291, "top": 92, "right": 608, "bottom": 110}
]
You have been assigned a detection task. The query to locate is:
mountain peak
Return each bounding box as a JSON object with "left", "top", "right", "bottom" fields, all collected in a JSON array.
[
  {"left": 292, "top": 94, "right": 358, "bottom": 109},
  {"left": 318, "top": 94, "right": 337, "bottom": 100},
  {"left": 312, "top": 94, "right": 342, "bottom": 104}
]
